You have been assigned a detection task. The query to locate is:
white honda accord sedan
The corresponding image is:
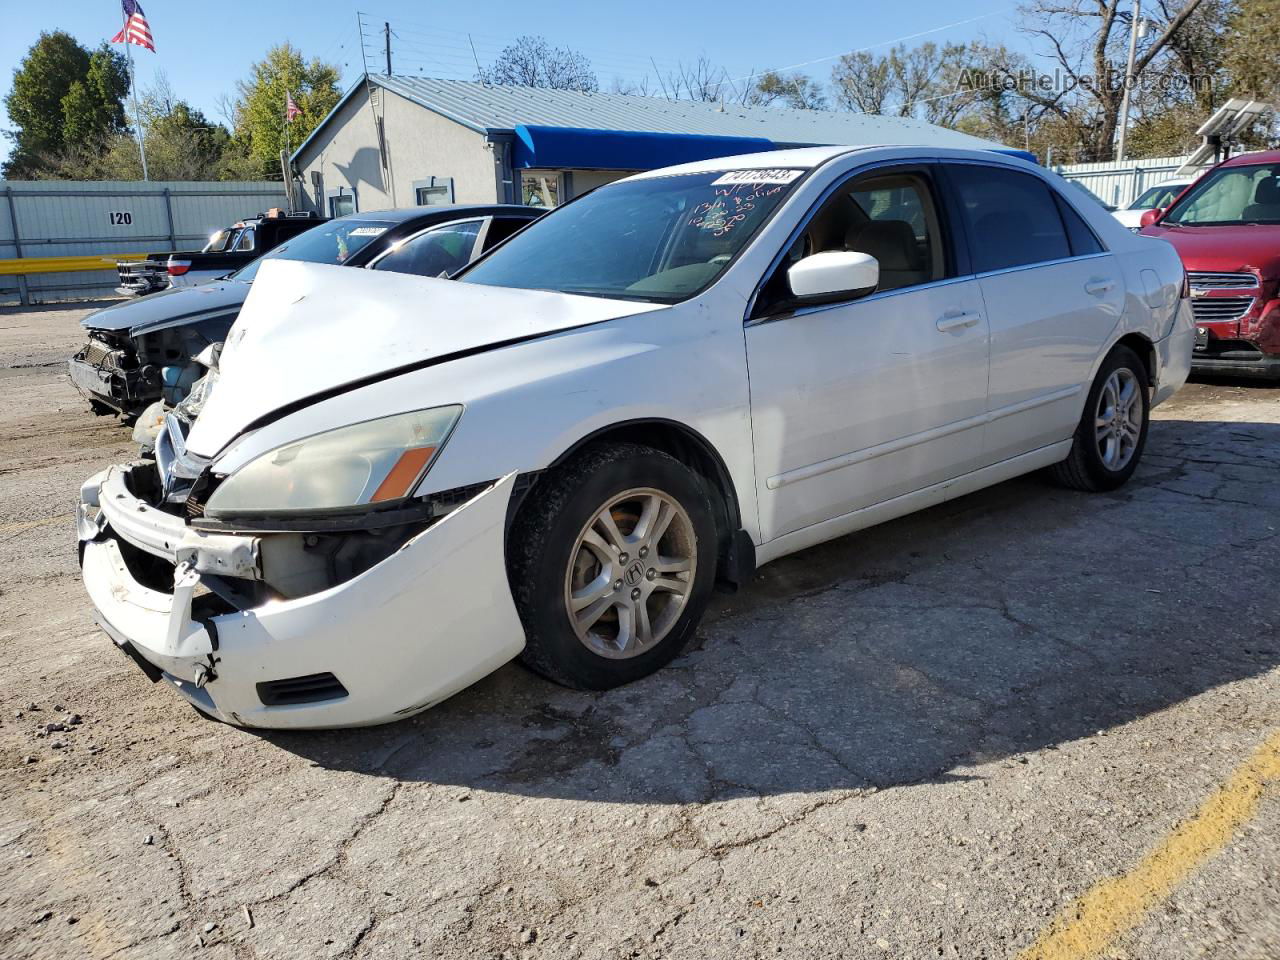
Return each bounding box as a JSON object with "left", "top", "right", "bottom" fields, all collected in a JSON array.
[{"left": 77, "top": 145, "right": 1195, "bottom": 728}]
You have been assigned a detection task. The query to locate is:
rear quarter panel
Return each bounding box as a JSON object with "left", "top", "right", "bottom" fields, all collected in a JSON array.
[{"left": 1052, "top": 174, "right": 1190, "bottom": 395}]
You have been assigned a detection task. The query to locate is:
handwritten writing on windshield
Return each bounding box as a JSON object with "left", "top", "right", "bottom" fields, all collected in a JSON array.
[{"left": 688, "top": 183, "right": 785, "bottom": 237}]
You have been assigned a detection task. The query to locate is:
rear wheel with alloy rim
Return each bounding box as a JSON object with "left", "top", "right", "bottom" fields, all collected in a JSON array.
[
  {"left": 509, "top": 442, "right": 718, "bottom": 690},
  {"left": 1050, "top": 345, "right": 1150, "bottom": 491}
]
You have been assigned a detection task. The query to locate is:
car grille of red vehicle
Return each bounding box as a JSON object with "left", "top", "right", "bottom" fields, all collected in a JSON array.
[
  {"left": 1186, "top": 273, "right": 1258, "bottom": 324},
  {"left": 1187, "top": 271, "right": 1259, "bottom": 290},
  {"left": 1191, "top": 296, "right": 1255, "bottom": 323}
]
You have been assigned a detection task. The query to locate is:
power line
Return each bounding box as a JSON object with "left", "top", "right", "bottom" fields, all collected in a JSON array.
[{"left": 354, "top": 7, "right": 1016, "bottom": 103}]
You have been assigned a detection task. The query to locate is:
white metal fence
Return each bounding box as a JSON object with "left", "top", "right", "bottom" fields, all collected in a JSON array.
[
  {"left": 1052, "top": 155, "right": 1194, "bottom": 210},
  {"left": 0, "top": 180, "right": 288, "bottom": 304}
]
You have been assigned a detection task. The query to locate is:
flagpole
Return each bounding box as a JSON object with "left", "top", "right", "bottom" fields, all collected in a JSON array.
[
  {"left": 284, "top": 92, "right": 290, "bottom": 209},
  {"left": 122, "top": 9, "right": 149, "bottom": 181}
]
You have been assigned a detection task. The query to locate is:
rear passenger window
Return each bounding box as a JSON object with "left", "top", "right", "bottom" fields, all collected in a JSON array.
[
  {"left": 481, "top": 215, "right": 533, "bottom": 251},
  {"left": 372, "top": 219, "right": 483, "bottom": 278},
  {"left": 1053, "top": 194, "right": 1105, "bottom": 256},
  {"left": 948, "top": 165, "right": 1070, "bottom": 273}
]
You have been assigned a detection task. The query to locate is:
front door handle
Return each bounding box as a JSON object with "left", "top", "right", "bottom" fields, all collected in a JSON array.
[
  {"left": 936, "top": 311, "right": 982, "bottom": 333},
  {"left": 1085, "top": 278, "right": 1115, "bottom": 297}
]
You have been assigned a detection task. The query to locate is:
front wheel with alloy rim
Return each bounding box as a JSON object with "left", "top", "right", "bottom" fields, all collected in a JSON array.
[
  {"left": 508, "top": 442, "right": 719, "bottom": 690},
  {"left": 1050, "top": 344, "right": 1150, "bottom": 491}
]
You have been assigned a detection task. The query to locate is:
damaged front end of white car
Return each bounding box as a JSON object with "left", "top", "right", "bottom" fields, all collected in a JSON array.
[
  {"left": 74, "top": 257, "right": 648, "bottom": 728},
  {"left": 77, "top": 430, "right": 525, "bottom": 728}
]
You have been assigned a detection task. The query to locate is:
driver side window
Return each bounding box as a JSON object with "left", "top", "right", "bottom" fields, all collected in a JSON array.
[{"left": 756, "top": 168, "right": 948, "bottom": 315}]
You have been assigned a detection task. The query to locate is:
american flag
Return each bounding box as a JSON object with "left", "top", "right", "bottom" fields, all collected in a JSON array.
[
  {"left": 285, "top": 92, "right": 302, "bottom": 122},
  {"left": 111, "top": 0, "right": 155, "bottom": 52}
]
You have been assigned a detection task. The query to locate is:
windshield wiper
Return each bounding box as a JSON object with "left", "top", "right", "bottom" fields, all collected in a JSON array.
[{"left": 556, "top": 288, "right": 670, "bottom": 303}]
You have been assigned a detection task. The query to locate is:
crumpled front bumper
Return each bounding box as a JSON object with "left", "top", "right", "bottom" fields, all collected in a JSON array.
[
  {"left": 67, "top": 353, "right": 156, "bottom": 415},
  {"left": 77, "top": 465, "right": 526, "bottom": 728}
]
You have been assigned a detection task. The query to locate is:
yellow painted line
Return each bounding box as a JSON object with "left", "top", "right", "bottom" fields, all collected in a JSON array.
[
  {"left": 0, "top": 513, "right": 73, "bottom": 534},
  {"left": 1018, "top": 729, "right": 1280, "bottom": 960},
  {"left": 0, "top": 254, "right": 147, "bottom": 276}
]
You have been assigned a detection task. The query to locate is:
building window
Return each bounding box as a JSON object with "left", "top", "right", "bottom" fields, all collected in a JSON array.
[
  {"left": 413, "top": 177, "right": 455, "bottom": 206},
  {"left": 326, "top": 187, "right": 357, "bottom": 218},
  {"left": 522, "top": 171, "right": 562, "bottom": 208}
]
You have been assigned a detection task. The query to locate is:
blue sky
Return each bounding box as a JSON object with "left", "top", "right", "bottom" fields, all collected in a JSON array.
[{"left": 1, "top": 0, "right": 1029, "bottom": 167}]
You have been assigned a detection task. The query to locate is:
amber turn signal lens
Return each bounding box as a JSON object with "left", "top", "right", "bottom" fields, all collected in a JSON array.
[{"left": 370, "top": 446, "right": 437, "bottom": 502}]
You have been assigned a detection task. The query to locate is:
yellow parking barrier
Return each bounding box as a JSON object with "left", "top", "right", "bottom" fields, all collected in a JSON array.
[{"left": 0, "top": 253, "right": 149, "bottom": 276}]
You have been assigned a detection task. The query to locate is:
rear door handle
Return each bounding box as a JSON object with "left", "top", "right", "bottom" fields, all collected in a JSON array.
[
  {"left": 1085, "top": 278, "right": 1115, "bottom": 297},
  {"left": 936, "top": 311, "right": 982, "bottom": 332}
]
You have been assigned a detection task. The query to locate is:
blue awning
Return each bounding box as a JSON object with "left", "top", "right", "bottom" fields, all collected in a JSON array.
[{"left": 512, "top": 125, "right": 776, "bottom": 171}]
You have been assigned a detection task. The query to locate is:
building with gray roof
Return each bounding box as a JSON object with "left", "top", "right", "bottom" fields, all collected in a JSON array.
[{"left": 289, "top": 73, "right": 1023, "bottom": 214}]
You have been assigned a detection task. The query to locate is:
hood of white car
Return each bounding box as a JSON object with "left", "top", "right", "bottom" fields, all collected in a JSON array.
[
  {"left": 184, "top": 259, "right": 665, "bottom": 457},
  {"left": 1112, "top": 208, "right": 1145, "bottom": 229}
]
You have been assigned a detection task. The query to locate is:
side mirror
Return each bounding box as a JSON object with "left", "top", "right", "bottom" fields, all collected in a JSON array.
[
  {"left": 1139, "top": 207, "right": 1164, "bottom": 228},
  {"left": 787, "top": 251, "right": 879, "bottom": 303}
]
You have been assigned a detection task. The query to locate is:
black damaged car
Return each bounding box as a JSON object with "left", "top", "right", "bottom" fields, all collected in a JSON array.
[{"left": 69, "top": 204, "right": 543, "bottom": 417}]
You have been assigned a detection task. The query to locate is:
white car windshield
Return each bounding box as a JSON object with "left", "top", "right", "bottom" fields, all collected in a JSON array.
[
  {"left": 1128, "top": 184, "right": 1188, "bottom": 210},
  {"left": 1163, "top": 164, "right": 1280, "bottom": 225},
  {"left": 460, "top": 169, "right": 805, "bottom": 302},
  {"left": 230, "top": 219, "right": 392, "bottom": 282}
]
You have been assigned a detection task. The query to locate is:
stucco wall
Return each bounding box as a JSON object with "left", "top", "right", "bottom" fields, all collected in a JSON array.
[
  {"left": 293, "top": 87, "right": 498, "bottom": 214},
  {"left": 381, "top": 90, "right": 498, "bottom": 205}
]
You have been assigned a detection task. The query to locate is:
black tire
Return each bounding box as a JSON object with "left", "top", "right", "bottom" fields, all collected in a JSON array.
[
  {"left": 1050, "top": 345, "right": 1150, "bottom": 492},
  {"left": 508, "top": 442, "right": 719, "bottom": 690}
]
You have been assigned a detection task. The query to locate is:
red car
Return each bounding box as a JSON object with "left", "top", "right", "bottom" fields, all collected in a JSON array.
[{"left": 1140, "top": 150, "right": 1280, "bottom": 377}]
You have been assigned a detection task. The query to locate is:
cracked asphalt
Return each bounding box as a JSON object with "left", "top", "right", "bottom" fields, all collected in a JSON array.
[{"left": 1, "top": 303, "right": 1278, "bottom": 960}]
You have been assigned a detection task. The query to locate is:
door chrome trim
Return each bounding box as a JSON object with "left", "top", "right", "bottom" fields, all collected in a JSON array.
[
  {"left": 973, "top": 251, "right": 1111, "bottom": 281},
  {"left": 766, "top": 384, "right": 1082, "bottom": 489}
]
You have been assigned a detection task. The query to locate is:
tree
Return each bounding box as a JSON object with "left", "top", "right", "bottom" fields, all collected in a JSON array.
[
  {"left": 752, "top": 71, "right": 827, "bottom": 110},
  {"left": 224, "top": 43, "right": 341, "bottom": 180},
  {"left": 1009, "top": 0, "right": 1209, "bottom": 160},
  {"left": 478, "top": 36, "right": 597, "bottom": 92},
  {"left": 832, "top": 43, "right": 994, "bottom": 125},
  {"left": 1224, "top": 0, "right": 1280, "bottom": 101},
  {"left": 610, "top": 76, "right": 654, "bottom": 97},
  {"left": 33, "top": 77, "right": 235, "bottom": 181},
  {"left": 3, "top": 32, "right": 128, "bottom": 177}
]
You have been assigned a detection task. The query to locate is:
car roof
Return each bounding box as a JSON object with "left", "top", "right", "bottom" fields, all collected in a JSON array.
[
  {"left": 627, "top": 145, "right": 864, "bottom": 180},
  {"left": 624, "top": 144, "right": 1041, "bottom": 182},
  {"left": 334, "top": 204, "right": 539, "bottom": 225},
  {"left": 1220, "top": 149, "right": 1280, "bottom": 168}
]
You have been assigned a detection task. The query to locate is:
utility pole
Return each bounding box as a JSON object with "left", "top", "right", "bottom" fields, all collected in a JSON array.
[
  {"left": 384, "top": 21, "right": 392, "bottom": 76},
  {"left": 1116, "top": 0, "right": 1141, "bottom": 161}
]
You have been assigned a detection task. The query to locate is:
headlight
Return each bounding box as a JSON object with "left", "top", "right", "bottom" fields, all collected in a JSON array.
[{"left": 204, "top": 405, "right": 462, "bottom": 517}]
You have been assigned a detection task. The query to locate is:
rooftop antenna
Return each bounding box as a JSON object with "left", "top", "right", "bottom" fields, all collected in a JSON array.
[
  {"left": 651, "top": 57, "right": 672, "bottom": 101},
  {"left": 384, "top": 21, "right": 392, "bottom": 76},
  {"left": 356, "top": 11, "right": 369, "bottom": 75},
  {"left": 470, "top": 34, "right": 486, "bottom": 85}
]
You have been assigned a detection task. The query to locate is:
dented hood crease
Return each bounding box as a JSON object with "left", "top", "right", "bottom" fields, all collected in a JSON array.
[{"left": 185, "top": 259, "right": 665, "bottom": 457}]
